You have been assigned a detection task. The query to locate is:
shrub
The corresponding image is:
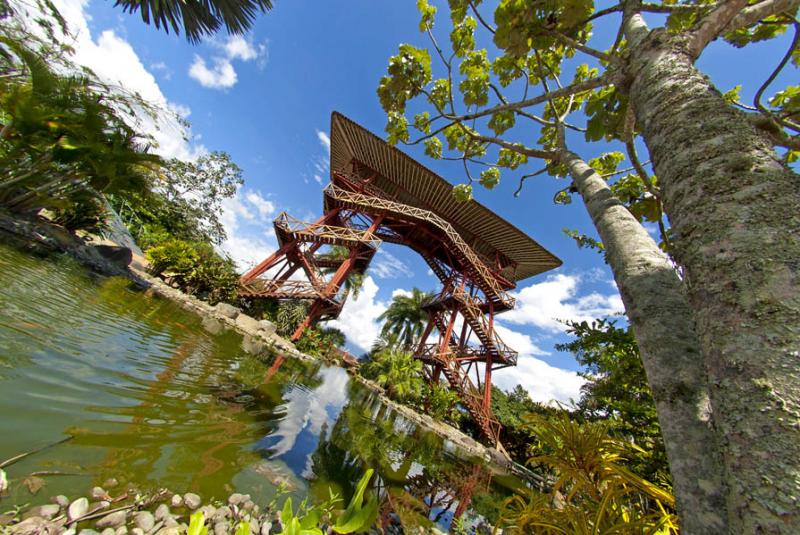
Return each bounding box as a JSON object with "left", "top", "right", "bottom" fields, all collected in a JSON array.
[{"left": 145, "top": 238, "right": 238, "bottom": 304}]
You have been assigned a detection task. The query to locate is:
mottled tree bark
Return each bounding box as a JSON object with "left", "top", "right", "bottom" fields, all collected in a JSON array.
[
  {"left": 563, "top": 151, "right": 727, "bottom": 533},
  {"left": 628, "top": 30, "right": 800, "bottom": 532}
]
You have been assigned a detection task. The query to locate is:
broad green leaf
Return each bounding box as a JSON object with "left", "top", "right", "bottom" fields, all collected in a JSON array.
[
  {"left": 488, "top": 110, "right": 515, "bottom": 136},
  {"left": 417, "top": 0, "right": 437, "bottom": 32},
  {"left": 452, "top": 183, "right": 473, "bottom": 202},
  {"left": 188, "top": 511, "right": 208, "bottom": 535},
  {"left": 424, "top": 136, "right": 443, "bottom": 159},
  {"left": 479, "top": 167, "right": 500, "bottom": 189},
  {"left": 451, "top": 16, "right": 476, "bottom": 57}
]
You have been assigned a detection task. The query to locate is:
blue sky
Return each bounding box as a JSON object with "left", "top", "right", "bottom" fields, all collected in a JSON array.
[{"left": 32, "top": 0, "right": 796, "bottom": 403}]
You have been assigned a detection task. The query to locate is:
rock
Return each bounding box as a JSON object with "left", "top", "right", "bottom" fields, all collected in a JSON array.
[
  {"left": 183, "top": 492, "right": 201, "bottom": 510},
  {"left": 103, "top": 478, "right": 119, "bottom": 489},
  {"left": 212, "top": 506, "right": 231, "bottom": 522},
  {"left": 249, "top": 519, "right": 260, "bottom": 534},
  {"left": 0, "top": 514, "right": 15, "bottom": 527},
  {"left": 154, "top": 528, "right": 181, "bottom": 535},
  {"left": 213, "top": 521, "right": 229, "bottom": 535},
  {"left": 101, "top": 529, "right": 115, "bottom": 535},
  {"left": 10, "top": 516, "right": 46, "bottom": 535},
  {"left": 154, "top": 504, "right": 170, "bottom": 522},
  {"left": 91, "top": 487, "right": 107, "bottom": 500},
  {"left": 130, "top": 529, "right": 145, "bottom": 535},
  {"left": 170, "top": 494, "right": 183, "bottom": 508},
  {"left": 68, "top": 498, "right": 89, "bottom": 522},
  {"left": 258, "top": 320, "right": 277, "bottom": 337},
  {"left": 77, "top": 530, "right": 100, "bottom": 535},
  {"left": 215, "top": 303, "right": 240, "bottom": 319},
  {"left": 242, "top": 500, "right": 255, "bottom": 512},
  {"left": 228, "top": 493, "right": 250, "bottom": 506},
  {"left": 38, "top": 504, "right": 60, "bottom": 520},
  {"left": 235, "top": 314, "right": 260, "bottom": 334},
  {"left": 133, "top": 511, "right": 154, "bottom": 532},
  {"left": 53, "top": 495, "right": 70, "bottom": 508},
  {"left": 163, "top": 517, "right": 179, "bottom": 528},
  {"left": 199, "top": 505, "right": 217, "bottom": 519},
  {"left": 260, "top": 522, "right": 272, "bottom": 535},
  {"left": 96, "top": 510, "right": 127, "bottom": 529},
  {"left": 115, "top": 527, "right": 128, "bottom": 535}
]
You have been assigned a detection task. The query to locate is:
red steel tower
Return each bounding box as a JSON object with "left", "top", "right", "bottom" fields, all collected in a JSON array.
[{"left": 240, "top": 113, "right": 561, "bottom": 444}]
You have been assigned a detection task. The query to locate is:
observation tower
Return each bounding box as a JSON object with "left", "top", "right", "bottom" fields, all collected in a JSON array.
[{"left": 240, "top": 112, "right": 561, "bottom": 444}]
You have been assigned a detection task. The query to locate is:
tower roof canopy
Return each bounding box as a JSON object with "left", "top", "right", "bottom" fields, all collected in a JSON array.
[{"left": 329, "top": 112, "right": 562, "bottom": 282}]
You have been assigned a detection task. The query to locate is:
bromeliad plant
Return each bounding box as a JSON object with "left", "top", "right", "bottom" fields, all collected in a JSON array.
[
  {"left": 277, "top": 469, "right": 377, "bottom": 535},
  {"left": 499, "top": 415, "right": 677, "bottom": 534}
]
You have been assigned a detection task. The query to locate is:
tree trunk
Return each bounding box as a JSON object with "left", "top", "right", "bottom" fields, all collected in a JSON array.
[
  {"left": 628, "top": 30, "right": 800, "bottom": 532},
  {"left": 563, "top": 151, "right": 727, "bottom": 533}
]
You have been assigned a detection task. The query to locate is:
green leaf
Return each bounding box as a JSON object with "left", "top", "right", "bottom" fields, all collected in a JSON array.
[
  {"left": 488, "top": 110, "right": 515, "bottom": 136},
  {"left": 722, "top": 84, "right": 742, "bottom": 105},
  {"left": 413, "top": 111, "right": 431, "bottom": 134},
  {"left": 377, "top": 44, "right": 432, "bottom": 114},
  {"left": 188, "top": 511, "right": 208, "bottom": 535},
  {"left": 554, "top": 189, "right": 572, "bottom": 205},
  {"left": 333, "top": 469, "right": 377, "bottom": 533},
  {"left": 424, "top": 136, "right": 443, "bottom": 159},
  {"left": 450, "top": 16, "right": 476, "bottom": 57},
  {"left": 282, "top": 497, "right": 295, "bottom": 525},
  {"left": 497, "top": 148, "right": 527, "bottom": 169},
  {"left": 452, "top": 183, "right": 473, "bottom": 202},
  {"left": 479, "top": 167, "right": 500, "bottom": 189},
  {"left": 234, "top": 522, "right": 250, "bottom": 535},
  {"left": 458, "top": 50, "right": 490, "bottom": 107},
  {"left": 386, "top": 112, "right": 409, "bottom": 145},
  {"left": 588, "top": 152, "right": 625, "bottom": 177},
  {"left": 417, "top": 0, "right": 437, "bottom": 31}
]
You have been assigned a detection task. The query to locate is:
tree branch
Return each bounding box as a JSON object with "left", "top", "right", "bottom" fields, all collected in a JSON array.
[
  {"left": 546, "top": 30, "right": 620, "bottom": 63},
  {"left": 469, "top": 1, "right": 495, "bottom": 34},
  {"left": 723, "top": 0, "right": 800, "bottom": 34},
  {"left": 445, "top": 74, "right": 616, "bottom": 123},
  {"left": 688, "top": 0, "right": 750, "bottom": 57}
]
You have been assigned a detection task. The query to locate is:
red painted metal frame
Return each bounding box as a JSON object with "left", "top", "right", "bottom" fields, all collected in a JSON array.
[{"left": 240, "top": 160, "right": 523, "bottom": 445}]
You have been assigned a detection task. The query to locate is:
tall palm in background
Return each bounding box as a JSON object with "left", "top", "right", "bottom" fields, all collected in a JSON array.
[
  {"left": 114, "top": 0, "right": 275, "bottom": 43},
  {"left": 377, "top": 288, "right": 431, "bottom": 350}
]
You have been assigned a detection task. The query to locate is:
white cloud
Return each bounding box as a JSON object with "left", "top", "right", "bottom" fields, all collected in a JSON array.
[
  {"left": 493, "top": 322, "right": 549, "bottom": 356},
  {"left": 391, "top": 288, "right": 412, "bottom": 299},
  {"left": 494, "top": 356, "right": 585, "bottom": 406},
  {"left": 245, "top": 191, "right": 276, "bottom": 218},
  {"left": 326, "top": 276, "right": 387, "bottom": 353},
  {"left": 189, "top": 34, "right": 267, "bottom": 90},
  {"left": 189, "top": 55, "right": 238, "bottom": 89},
  {"left": 502, "top": 273, "right": 624, "bottom": 332},
  {"left": 20, "top": 0, "right": 201, "bottom": 161},
  {"left": 269, "top": 367, "right": 349, "bottom": 457},
  {"left": 371, "top": 250, "right": 412, "bottom": 279},
  {"left": 223, "top": 35, "right": 259, "bottom": 61},
  {"left": 316, "top": 130, "right": 331, "bottom": 150}
]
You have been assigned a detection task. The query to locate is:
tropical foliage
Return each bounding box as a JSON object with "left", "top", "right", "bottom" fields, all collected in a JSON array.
[
  {"left": 145, "top": 238, "right": 239, "bottom": 304},
  {"left": 112, "top": 152, "right": 243, "bottom": 247},
  {"left": 114, "top": 0, "right": 275, "bottom": 43},
  {"left": 559, "top": 319, "right": 668, "bottom": 484},
  {"left": 376, "top": 288, "right": 432, "bottom": 349},
  {"left": 360, "top": 344, "right": 424, "bottom": 403},
  {"left": 500, "top": 415, "right": 677, "bottom": 534},
  {"left": 0, "top": 8, "right": 161, "bottom": 228}
]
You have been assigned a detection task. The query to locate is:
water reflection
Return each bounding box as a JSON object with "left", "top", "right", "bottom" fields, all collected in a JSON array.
[{"left": 0, "top": 243, "right": 515, "bottom": 529}]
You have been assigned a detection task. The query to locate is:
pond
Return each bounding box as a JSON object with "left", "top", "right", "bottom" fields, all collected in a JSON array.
[{"left": 0, "top": 243, "right": 520, "bottom": 531}]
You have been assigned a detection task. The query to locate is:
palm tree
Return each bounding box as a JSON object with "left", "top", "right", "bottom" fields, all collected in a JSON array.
[
  {"left": 321, "top": 245, "right": 364, "bottom": 299},
  {"left": 377, "top": 288, "right": 432, "bottom": 349},
  {"left": 113, "top": 0, "right": 275, "bottom": 43}
]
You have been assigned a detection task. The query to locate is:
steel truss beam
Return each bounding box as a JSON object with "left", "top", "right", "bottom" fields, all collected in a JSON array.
[{"left": 240, "top": 164, "right": 521, "bottom": 445}]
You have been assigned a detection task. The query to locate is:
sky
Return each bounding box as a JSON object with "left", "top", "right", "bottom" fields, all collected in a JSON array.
[{"left": 24, "top": 0, "right": 796, "bottom": 405}]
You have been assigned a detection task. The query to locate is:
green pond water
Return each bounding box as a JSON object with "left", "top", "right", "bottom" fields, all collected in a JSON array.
[{"left": 0, "top": 242, "right": 520, "bottom": 531}]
